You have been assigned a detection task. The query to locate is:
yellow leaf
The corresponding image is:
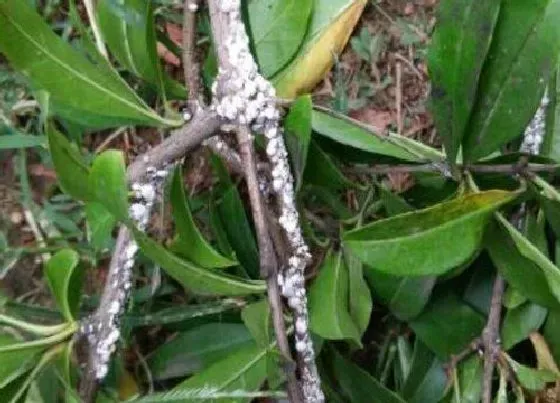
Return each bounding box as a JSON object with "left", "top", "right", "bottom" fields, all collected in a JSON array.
[
  {"left": 118, "top": 367, "right": 140, "bottom": 400},
  {"left": 273, "top": 0, "right": 367, "bottom": 98}
]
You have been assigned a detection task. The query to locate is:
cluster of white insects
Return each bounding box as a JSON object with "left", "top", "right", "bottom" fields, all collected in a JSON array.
[
  {"left": 211, "top": 0, "right": 324, "bottom": 401},
  {"left": 81, "top": 166, "right": 168, "bottom": 379}
]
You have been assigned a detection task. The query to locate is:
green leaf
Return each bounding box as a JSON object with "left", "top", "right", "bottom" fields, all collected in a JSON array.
[
  {"left": 241, "top": 300, "right": 272, "bottom": 348},
  {"left": 486, "top": 221, "right": 560, "bottom": 309},
  {"left": 173, "top": 341, "right": 270, "bottom": 398},
  {"left": 170, "top": 168, "right": 236, "bottom": 269},
  {"left": 495, "top": 213, "right": 560, "bottom": 305},
  {"left": 542, "top": 65, "right": 560, "bottom": 161},
  {"left": 215, "top": 185, "right": 260, "bottom": 278},
  {"left": 85, "top": 202, "right": 117, "bottom": 251},
  {"left": 366, "top": 271, "right": 436, "bottom": 321},
  {"left": 308, "top": 249, "right": 362, "bottom": 345},
  {"left": 44, "top": 249, "right": 82, "bottom": 322},
  {"left": 0, "top": 335, "right": 43, "bottom": 390},
  {"left": 133, "top": 228, "right": 266, "bottom": 296},
  {"left": 544, "top": 309, "right": 560, "bottom": 365},
  {"left": 344, "top": 190, "right": 514, "bottom": 276},
  {"left": 463, "top": 0, "right": 560, "bottom": 161},
  {"left": 505, "top": 354, "right": 558, "bottom": 391},
  {"left": 284, "top": 95, "right": 312, "bottom": 191},
  {"left": 47, "top": 125, "right": 93, "bottom": 202},
  {"left": 0, "top": 133, "right": 46, "bottom": 149},
  {"left": 148, "top": 323, "right": 254, "bottom": 380},
  {"left": 344, "top": 250, "right": 372, "bottom": 336},
  {"left": 428, "top": 0, "right": 501, "bottom": 164},
  {"left": 273, "top": 0, "right": 366, "bottom": 98},
  {"left": 441, "top": 356, "right": 483, "bottom": 403},
  {"left": 304, "top": 141, "right": 354, "bottom": 191},
  {"left": 401, "top": 340, "right": 447, "bottom": 403},
  {"left": 501, "top": 303, "right": 548, "bottom": 350},
  {"left": 89, "top": 150, "right": 129, "bottom": 220},
  {"left": 97, "top": 0, "right": 185, "bottom": 99},
  {"left": 329, "top": 347, "right": 405, "bottom": 403},
  {"left": 124, "top": 300, "right": 243, "bottom": 328},
  {"left": 248, "top": 0, "right": 313, "bottom": 78},
  {"left": 312, "top": 109, "right": 441, "bottom": 162},
  {"left": 0, "top": 0, "right": 178, "bottom": 128},
  {"left": 410, "top": 294, "right": 485, "bottom": 358}
]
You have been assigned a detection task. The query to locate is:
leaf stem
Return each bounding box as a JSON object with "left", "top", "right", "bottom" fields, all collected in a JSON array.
[
  {"left": 0, "top": 322, "right": 77, "bottom": 353},
  {"left": 0, "top": 314, "right": 67, "bottom": 336},
  {"left": 531, "top": 174, "right": 560, "bottom": 202}
]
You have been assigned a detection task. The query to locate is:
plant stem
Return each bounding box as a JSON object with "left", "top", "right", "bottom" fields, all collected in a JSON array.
[{"left": 0, "top": 322, "right": 77, "bottom": 353}]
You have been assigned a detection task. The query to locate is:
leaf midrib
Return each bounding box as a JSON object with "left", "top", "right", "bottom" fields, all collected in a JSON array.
[{"left": 0, "top": 7, "right": 160, "bottom": 123}]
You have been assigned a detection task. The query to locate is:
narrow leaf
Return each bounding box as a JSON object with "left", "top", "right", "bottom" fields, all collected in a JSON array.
[
  {"left": 330, "top": 347, "right": 405, "bottom": 403},
  {"left": 428, "top": 0, "right": 501, "bottom": 164},
  {"left": 0, "top": 134, "right": 46, "bottom": 149},
  {"left": 89, "top": 150, "right": 129, "bottom": 220},
  {"left": 45, "top": 249, "right": 82, "bottom": 322},
  {"left": 284, "top": 95, "right": 312, "bottom": 191},
  {"left": 0, "top": 0, "right": 178, "bottom": 128},
  {"left": 312, "top": 109, "right": 441, "bottom": 162},
  {"left": 501, "top": 303, "right": 548, "bottom": 350},
  {"left": 133, "top": 228, "right": 265, "bottom": 296},
  {"left": 308, "top": 249, "right": 362, "bottom": 345},
  {"left": 463, "top": 0, "right": 560, "bottom": 161},
  {"left": 170, "top": 168, "right": 236, "bottom": 269}
]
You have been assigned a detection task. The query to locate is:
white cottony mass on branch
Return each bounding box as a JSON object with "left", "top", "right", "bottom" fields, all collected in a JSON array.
[
  {"left": 211, "top": 1, "right": 324, "bottom": 401},
  {"left": 80, "top": 166, "right": 168, "bottom": 380},
  {"left": 521, "top": 89, "right": 549, "bottom": 156}
]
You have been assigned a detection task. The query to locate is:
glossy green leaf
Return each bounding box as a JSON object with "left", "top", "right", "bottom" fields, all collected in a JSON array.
[
  {"left": 133, "top": 228, "right": 265, "bottom": 296},
  {"left": 505, "top": 355, "right": 557, "bottom": 391},
  {"left": 428, "top": 0, "right": 501, "bottom": 164},
  {"left": 0, "top": 0, "right": 178, "bottom": 128},
  {"left": 44, "top": 249, "right": 82, "bottom": 322},
  {"left": 330, "top": 347, "right": 405, "bottom": 403},
  {"left": 0, "top": 134, "right": 46, "bottom": 149},
  {"left": 215, "top": 185, "right": 259, "bottom": 277},
  {"left": 541, "top": 197, "right": 560, "bottom": 238},
  {"left": 97, "top": 0, "right": 185, "bottom": 99},
  {"left": 495, "top": 213, "right": 560, "bottom": 305},
  {"left": 86, "top": 202, "right": 117, "bottom": 251},
  {"left": 312, "top": 109, "right": 441, "bottom": 162},
  {"left": 170, "top": 168, "right": 236, "bottom": 269},
  {"left": 47, "top": 125, "right": 93, "bottom": 202},
  {"left": 248, "top": 0, "right": 313, "bottom": 77},
  {"left": 463, "top": 0, "right": 560, "bottom": 161},
  {"left": 308, "top": 249, "right": 362, "bottom": 345},
  {"left": 149, "top": 323, "right": 253, "bottom": 380},
  {"left": 344, "top": 190, "right": 514, "bottom": 276},
  {"left": 501, "top": 303, "right": 548, "bottom": 350},
  {"left": 284, "top": 95, "right": 312, "bottom": 191},
  {"left": 344, "top": 250, "right": 372, "bottom": 336},
  {"left": 410, "top": 294, "right": 485, "bottom": 358},
  {"left": 273, "top": 0, "right": 366, "bottom": 97},
  {"left": 89, "top": 151, "right": 129, "bottom": 220},
  {"left": 174, "top": 341, "right": 270, "bottom": 397},
  {"left": 486, "top": 221, "right": 559, "bottom": 309}
]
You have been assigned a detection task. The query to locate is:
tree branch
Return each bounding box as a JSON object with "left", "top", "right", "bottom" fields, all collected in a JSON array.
[{"left": 183, "top": 0, "right": 203, "bottom": 109}]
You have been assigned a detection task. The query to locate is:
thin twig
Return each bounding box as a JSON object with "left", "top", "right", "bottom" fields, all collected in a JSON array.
[
  {"left": 236, "top": 126, "right": 303, "bottom": 403},
  {"left": 183, "top": 0, "right": 203, "bottom": 108},
  {"left": 79, "top": 111, "right": 220, "bottom": 402},
  {"left": 481, "top": 275, "right": 505, "bottom": 403},
  {"left": 396, "top": 61, "right": 402, "bottom": 135}
]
